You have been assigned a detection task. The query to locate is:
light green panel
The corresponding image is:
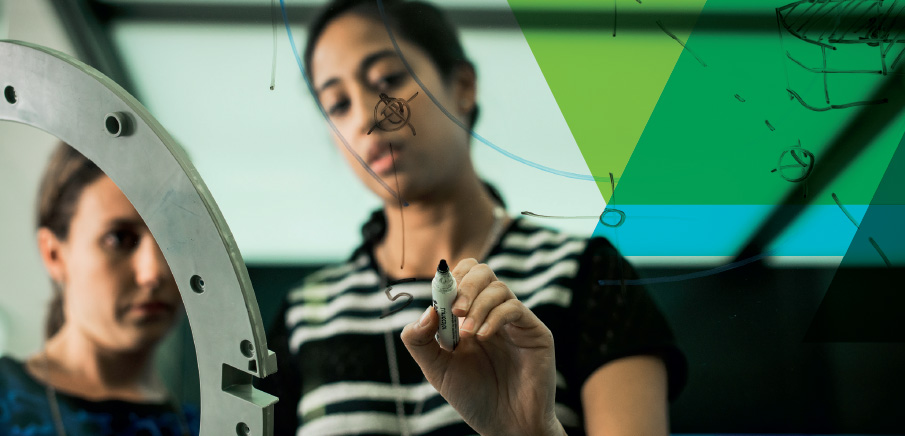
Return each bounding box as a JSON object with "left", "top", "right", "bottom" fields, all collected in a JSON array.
[{"left": 507, "top": 0, "right": 708, "bottom": 201}]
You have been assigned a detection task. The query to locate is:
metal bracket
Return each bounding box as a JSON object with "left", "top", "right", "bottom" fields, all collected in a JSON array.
[{"left": 0, "top": 40, "right": 277, "bottom": 436}]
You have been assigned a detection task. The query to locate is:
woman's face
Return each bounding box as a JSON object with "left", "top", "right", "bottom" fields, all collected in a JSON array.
[
  {"left": 310, "top": 13, "right": 476, "bottom": 203},
  {"left": 43, "top": 176, "right": 182, "bottom": 352}
]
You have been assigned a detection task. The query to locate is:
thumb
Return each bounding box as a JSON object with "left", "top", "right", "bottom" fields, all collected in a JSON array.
[{"left": 401, "top": 306, "right": 447, "bottom": 376}]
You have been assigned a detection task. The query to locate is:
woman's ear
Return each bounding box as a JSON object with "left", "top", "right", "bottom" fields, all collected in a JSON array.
[
  {"left": 37, "top": 228, "right": 67, "bottom": 285},
  {"left": 452, "top": 62, "right": 477, "bottom": 117}
]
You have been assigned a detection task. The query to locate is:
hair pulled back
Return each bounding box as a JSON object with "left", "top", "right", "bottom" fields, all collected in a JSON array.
[{"left": 36, "top": 143, "right": 104, "bottom": 339}]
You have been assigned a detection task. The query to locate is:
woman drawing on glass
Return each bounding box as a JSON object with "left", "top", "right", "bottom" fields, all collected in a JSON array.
[
  {"left": 0, "top": 144, "right": 199, "bottom": 436},
  {"left": 264, "top": 1, "right": 688, "bottom": 435}
]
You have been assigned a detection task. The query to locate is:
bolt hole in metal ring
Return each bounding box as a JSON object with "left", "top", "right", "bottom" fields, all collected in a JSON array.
[
  {"left": 104, "top": 112, "right": 130, "bottom": 137},
  {"left": 190, "top": 275, "right": 206, "bottom": 294},
  {"left": 4, "top": 85, "right": 16, "bottom": 104},
  {"left": 236, "top": 422, "right": 250, "bottom": 436},
  {"left": 240, "top": 340, "right": 255, "bottom": 358}
]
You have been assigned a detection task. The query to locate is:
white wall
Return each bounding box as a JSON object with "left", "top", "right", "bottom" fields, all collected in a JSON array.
[
  {"left": 0, "top": 0, "right": 9, "bottom": 39},
  {"left": 0, "top": 0, "right": 78, "bottom": 358}
]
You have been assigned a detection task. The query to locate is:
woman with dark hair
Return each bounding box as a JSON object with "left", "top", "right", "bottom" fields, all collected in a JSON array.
[
  {"left": 0, "top": 144, "right": 199, "bottom": 436},
  {"left": 265, "top": 0, "right": 687, "bottom": 435}
]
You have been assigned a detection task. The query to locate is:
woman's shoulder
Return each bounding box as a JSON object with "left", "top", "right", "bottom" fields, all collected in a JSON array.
[
  {"left": 0, "top": 356, "right": 200, "bottom": 436},
  {"left": 486, "top": 218, "right": 595, "bottom": 307},
  {"left": 499, "top": 217, "right": 588, "bottom": 249},
  {"left": 0, "top": 356, "right": 55, "bottom": 435},
  {"left": 0, "top": 355, "right": 43, "bottom": 392},
  {"left": 490, "top": 217, "right": 612, "bottom": 274},
  {"left": 283, "top": 251, "right": 375, "bottom": 302}
]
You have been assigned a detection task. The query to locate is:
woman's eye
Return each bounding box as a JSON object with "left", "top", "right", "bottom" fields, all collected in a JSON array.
[
  {"left": 374, "top": 73, "right": 405, "bottom": 91},
  {"left": 104, "top": 230, "right": 140, "bottom": 252},
  {"left": 327, "top": 98, "right": 350, "bottom": 116}
]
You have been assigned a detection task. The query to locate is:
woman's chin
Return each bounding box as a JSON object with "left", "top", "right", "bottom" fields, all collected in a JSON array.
[{"left": 123, "top": 317, "right": 178, "bottom": 347}]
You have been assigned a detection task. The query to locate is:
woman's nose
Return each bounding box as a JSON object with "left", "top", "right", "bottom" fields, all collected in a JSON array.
[
  {"left": 353, "top": 92, "right": 379, "bottom": 136},
  {"left": 133, "top": 234, "right": 172, "bottom": 289}
]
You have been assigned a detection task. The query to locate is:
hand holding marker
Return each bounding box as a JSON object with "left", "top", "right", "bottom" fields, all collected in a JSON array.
[
  {"left": 432, "top": 259, "right": 459, "bottom": 350},
  {"left": 402, "top": 259, "right": 562, "bottom": 436}
]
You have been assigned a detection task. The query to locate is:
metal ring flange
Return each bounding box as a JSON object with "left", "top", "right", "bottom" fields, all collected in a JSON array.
[{"left": 0, "top": 40, "right": 278, "bottom": 436}]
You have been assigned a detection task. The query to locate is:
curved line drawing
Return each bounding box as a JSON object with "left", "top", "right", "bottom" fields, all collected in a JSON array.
[
  {"left": 831, "top": 192, "right": 892, "bottom": 267},
  {"left": 379, "top": 278, "right": 418, "bottom": 319},
  {"left": 787, "top": 88, "right": 887, "bottom": 111},
  {"left": 374, "top": 0, "right": 615, "bottom": 183},
  {"left": 521, "top": 212, "right": 599, "bottom": 220},
  {"left": 598, "top": 250, "right": 775, "bottom": 286},
  {"left": 775, "top": 146, "right": 816, "bottom": 182},
  {"left": 278, "top": 0, "right": 408, "bottom": 206},
  {"left": 599, "top": 207, "right": 627, "bottom": 228},
  {"left": 778, "top": 0, "right": 905, "bottom": 111},
  {"left": 656, "top": 19, "right": 707, "bottom": 67},
  {"left": 521, "top": 173, "right": 626, "bottom": 227}
]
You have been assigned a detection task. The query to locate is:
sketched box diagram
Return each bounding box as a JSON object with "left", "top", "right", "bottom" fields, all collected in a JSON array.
[{"left": 777, "top": 0, "right": 905, "bottom": 111}]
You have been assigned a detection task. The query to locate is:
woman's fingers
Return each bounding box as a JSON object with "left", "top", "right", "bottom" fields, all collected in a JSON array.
[
  {"left": 451, "top": 258, "right": 478, "bottom": 285},
  {"left": 474, "top": 299, "right": 551, "bottom": 347},
  {"left": 451, "top": 260, "right": 498, "bottom": 317},
  {"left": 459, "top": 280, "right": 513, "bottom": 338},
  {"left": 401, "top": 306, "right": 445, "bottom": 378}
]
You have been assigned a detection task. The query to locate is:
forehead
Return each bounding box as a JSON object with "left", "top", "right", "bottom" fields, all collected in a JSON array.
[
  {"left": 72, "top": 176, "right": 141, "bottom": 224},
  {"left": 311, "top": 13, "right": 413, "bottom": 84}
]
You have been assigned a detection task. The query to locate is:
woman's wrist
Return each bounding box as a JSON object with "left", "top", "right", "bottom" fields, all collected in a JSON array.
[
  {"left": 527, "top": 416, "right": 566, "bottom": 436},
  {"left": 547, "top": 417, "right": 567, "bottom": 436}
]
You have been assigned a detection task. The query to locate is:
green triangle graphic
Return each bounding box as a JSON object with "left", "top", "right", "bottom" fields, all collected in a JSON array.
[{"left": 506, "top": 0, "right": 708, "bottom": 200}]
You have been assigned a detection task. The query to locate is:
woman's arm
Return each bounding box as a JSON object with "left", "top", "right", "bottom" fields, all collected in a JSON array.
[{"left": 581, "top": 355, "right": 670, "bottom": 436}]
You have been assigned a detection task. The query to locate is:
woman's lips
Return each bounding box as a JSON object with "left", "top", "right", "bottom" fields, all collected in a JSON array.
[
  {"left": 368, "top": 145, "right": 401, "bottom": 176},
  {"left": 370, "top": 152, "right": 396, "bottom": 175},
  {"left": 131, "top": 301, "right": 175, "bottom": 317}
]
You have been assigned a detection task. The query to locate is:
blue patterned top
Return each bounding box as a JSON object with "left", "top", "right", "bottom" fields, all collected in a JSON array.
[{"left": 0, "top": 356, "right": 199, "bottom": 436}]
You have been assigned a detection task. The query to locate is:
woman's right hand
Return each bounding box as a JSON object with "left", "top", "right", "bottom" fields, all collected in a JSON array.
[{"left": 400, "top": 258, "right": 566, "bottom": 436}]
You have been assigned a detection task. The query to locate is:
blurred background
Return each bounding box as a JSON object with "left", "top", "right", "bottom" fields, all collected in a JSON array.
[{"left": 2, "top": 0, "right": 904, "bottom": 433}]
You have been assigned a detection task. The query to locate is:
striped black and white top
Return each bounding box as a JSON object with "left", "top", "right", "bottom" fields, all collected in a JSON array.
[{"left": 264, "top": 216, "right": 686, "bottom": 436}]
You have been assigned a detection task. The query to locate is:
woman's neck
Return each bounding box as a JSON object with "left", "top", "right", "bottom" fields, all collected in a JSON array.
[
  {"left": 377, "top": 174, "right": 505, "bottom": 279},
  {"left": 27, "top": 325, "right": 165, "bottom": 403}
]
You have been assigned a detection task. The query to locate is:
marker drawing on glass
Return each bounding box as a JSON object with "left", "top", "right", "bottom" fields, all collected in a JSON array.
[
  {"left": 269, "top": 0, "right": 278, "bottom": 90},
  {"left": 772, "top": 140, "right": 815, "bottom": 184},
  {"left": 277, "top": 0, "right": 408, "bottom": 205},
  {"left": 656, "top": 20, "right": 707, "bottom": 67},
  {"left": 432, "top": 259, "right": 459, "bottom": 350},
  {"left": 831, "top": 192, "right": 892, "bottom": 267},
  {"left": 369, "top": 92, "right": 419, "bottom": 136},
  {"left": 379, "top": 278, "right": 417, "bottom": 319},
  {"left": 521, "top": 172, "right": 625, "bottom": 228},
  {"left": 389, "top": 143, "right": 405, "bottom": 269},
  {"left": 599, "top": 250, "right": 776, "bottom": 286}
]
